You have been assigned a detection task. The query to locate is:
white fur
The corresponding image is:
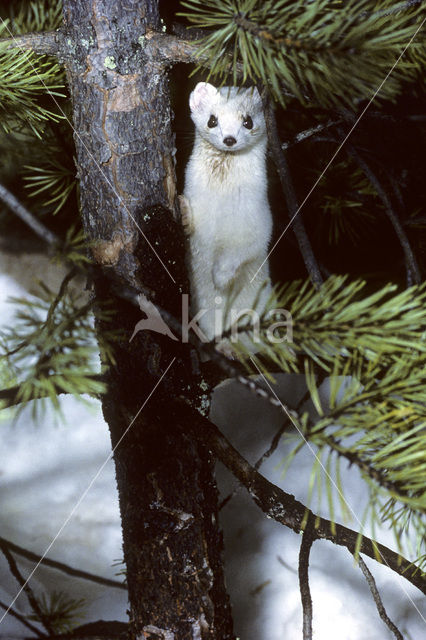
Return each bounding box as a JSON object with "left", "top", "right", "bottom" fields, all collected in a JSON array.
[{"left": 184, "top": 82, "right": 273, "bottom": 342}]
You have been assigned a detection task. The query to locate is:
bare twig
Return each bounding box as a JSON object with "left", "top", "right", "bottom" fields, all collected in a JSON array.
[
  {"left": 0, "top": 543, "right": 54, "bottom": 635},
  {"left": 338, "top": 131, "right": 421, "bottom": 285},
  {"left": 281, "top": 120, "right": 342, "bottom": 151},
  {"left": 0, "top": 598, "right": 45, "bottom": 638},
  {"left": 0, "top": 30, "right": 62, "bottom": 56},
  {"left": 221, "top": 417, "right": 292, "bottom": 509},
  {"left": 0, "top": 537, "right": 126, "bottom": 591},
  {"left": 0, "top": 27, "right": 210, "bottom": 69},
  {"left": 356, "top": 555, "right": 404, "bottom": 640},
  {"left": 263, "top": 96, "right": 323, "bottom": 288},
  {"left": 0, "top": 184, "right": 59, "bottom": 246},
  {"left": 146, "top": 32, "right": 208, "bottom": 67},
  {"left": 179, "top": 402, "right": 426, "bottom": 595},
  {"left": 299, "top": 517, "right": 315, "bottom": 640},
  {"left": 254, "top": 422, "right": 288, "bottom": 471},
  {"left": 0, "top": 375, "right": 104, "bottom": 408},
  {"left": 362, "top": 0, "right": 423, "bottom": 18}
]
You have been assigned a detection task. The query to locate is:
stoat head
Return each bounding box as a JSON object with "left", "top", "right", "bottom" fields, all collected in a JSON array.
[{"left": 189, "top": 82, "right": 266, "bottom": 153}]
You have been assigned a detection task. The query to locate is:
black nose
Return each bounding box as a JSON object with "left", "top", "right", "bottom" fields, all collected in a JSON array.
[{"left": 223, "top": 136, "right": 236, "bottom": 147}]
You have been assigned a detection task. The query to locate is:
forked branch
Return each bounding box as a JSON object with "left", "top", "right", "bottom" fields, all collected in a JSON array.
[{"left": 180, "top": 402, "right": 426, "bottom": 595}]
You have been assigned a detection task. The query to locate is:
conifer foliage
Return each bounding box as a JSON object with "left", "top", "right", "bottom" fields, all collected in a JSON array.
[{"left": 181, "top": 0, "right": 425, "bottom": 105}]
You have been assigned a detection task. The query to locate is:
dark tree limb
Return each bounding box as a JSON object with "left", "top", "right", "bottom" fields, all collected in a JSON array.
[
  {"left": 180, "top": 403, "right": 426, "bottom": 595},
  {"left": 0, "top": 30, "right": 63, "bottom": 56},
  {"left": 299, "top": 517, "right": 315, "bottom": 640},
  {"left": 263, "top": 97, "right": 323, "bottom": 288},
  {"left": 0, "top": 184, "right": 59, "bottom": 246},
  {"left": 281, "top": 119, "right": 343, "bottom": 151},
  {"left": 145, "top": 32, "right": 209, "bottom": 67},
  {"left": 339, "top": 131, "right": 421, "bottom": 286},
  {"left": 220, "top": 418, "right": 289, "bottom": 509},
  {"left": 254, "top": 421, "right": 288, "bottom": 471},
  {"left": 0, "top": 598, "right": 45, "bottom": 638},
  {"left": 0, "top": 376, "right": 104, "bottom": 408},
  {"left": 318, "top": 433, "right": 421, "bottom": 509},
  {"left": 0, "top": 537, "right": 125, "bottom": 591},
  {"left": 0, "top": 543, "right": 55, "bottom": 636},
  {"left": 0, "top": 29, "right": 222, "bottom": 72},
  {"left": 356, "top": 555, "right": 404, "bottom": 640}
]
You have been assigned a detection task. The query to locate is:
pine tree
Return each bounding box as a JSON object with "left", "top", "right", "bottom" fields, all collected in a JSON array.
[{"left": 0, "top": 1, "right": 425, "bottom": 638}]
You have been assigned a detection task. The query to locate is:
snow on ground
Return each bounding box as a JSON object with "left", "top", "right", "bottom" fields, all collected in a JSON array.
[
  {"left": 213, "top": 379, "right": 426, "bottom": 640},
  {"left": 0, "top": 254, "right": 425, "bottom": 639}
]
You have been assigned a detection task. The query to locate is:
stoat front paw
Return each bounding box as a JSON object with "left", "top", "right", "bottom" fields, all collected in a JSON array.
[
  {"left": 178, "top": 195, "right": 194, "bottom": 236},
  {"left": 213, "top": 257, "right": 240, "bottom": 291}
]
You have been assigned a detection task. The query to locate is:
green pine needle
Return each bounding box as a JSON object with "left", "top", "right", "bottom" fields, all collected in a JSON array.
[
  {"left": 28, "top": 590, "right": 85, "bottom": 634},
  {"left": 234, "top": 276, "right": 426, "bottom": 554},
  {"left": 0, "top": 46, "right": 65, "bottom": 136},
  {"left": 23, "top": 158, "right": 76, "bottom": 215},
  {"left": 180, "top": 0, "right": 425, "bottom": 106},
  {"left": 5, "top": 0, "right": 63, "bottom": 35},
  {"left": 0, "top": 271, "right": 119, "bottom": 419},
  {"left": 0, "top": 1, "right": 65, "bottom": 136}
]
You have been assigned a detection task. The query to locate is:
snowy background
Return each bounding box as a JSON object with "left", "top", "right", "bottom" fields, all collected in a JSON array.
[{"left": 0, "top": 251, "right": 425, "bottom": 639}]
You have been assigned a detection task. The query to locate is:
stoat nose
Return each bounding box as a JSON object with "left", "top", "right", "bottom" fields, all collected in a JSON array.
[{"left": 223, "top": 136, "right": 237, "bottom": 147}]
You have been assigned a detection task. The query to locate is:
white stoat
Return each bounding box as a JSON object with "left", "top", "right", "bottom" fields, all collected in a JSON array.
[{"left": 183, "top": 81, "right": 273, "bottom": 344}]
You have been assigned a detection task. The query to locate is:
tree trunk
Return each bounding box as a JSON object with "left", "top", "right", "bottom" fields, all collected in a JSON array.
[{"left": 61, "top": 1, "right": 234, "bottom": 637}]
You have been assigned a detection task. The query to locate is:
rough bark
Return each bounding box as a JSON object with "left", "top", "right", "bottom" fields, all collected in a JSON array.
[{"left": 61, "top": 1, "right": 234, "bottom": 638}]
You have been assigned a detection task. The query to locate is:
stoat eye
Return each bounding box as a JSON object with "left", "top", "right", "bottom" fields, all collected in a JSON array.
[
  {"left": 207, "top": 114, "right": 218, "bottom": 128},
  {"left": 243, "top": 115, "right": 253, "bottom": 129}
]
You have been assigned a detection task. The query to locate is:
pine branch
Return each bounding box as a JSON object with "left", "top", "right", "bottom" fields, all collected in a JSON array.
[
  {"left": 318, "top": 433, "right": 421, "bottom": 510},
  {"left": 356, "top": 555, "right": 404, "bottom": 640},
  {"left": 263, "top": 95, "right": 323, "bottom": 287},
  {"left": 145, "top": 31, "right": 222, "bottom": 68},
  {"left": 0, "top": 29, "right": 239, "bottom": 78},
  {"left": 220, "top": 419, "right": 290, "bottom": 510},
  {"left": 299, "top": 516, "right": 315, "bottom": 640},
  {"left": 254, "top": 421, "right": 288, "bottom": 471},
  {"left": 365, "top": 0, "right": 424, "bottom": 18},
  {"left": 281, "top": 119, "right": 343, "bottom": 151},
  {"left": 0, "top": 29, "right": 205, "bottom": 66},
  {"left": 0, "top": 277, "right": 110, "bottom": 411},
  {"left": 0, "top": 598, "right": 45, "bottom": 638},
  {"left": 0, "top": 537, "right": 125, "bottom": 592},
  {"left": 0, "top": 377, "right": 104, "bottom": 408},
  {"left": 180, "top": 401, "right": 426, "bottom": 595},
  {"left": 0, "top": 543, "right": 55, "bottom": 636},
  {"left": 0, "top": 183, "right": 59, "bottom": 246},
  {"left": 267, "top": 277, "right": 426, "bottom": 368},
  {"left": 340, "top": 132, "right": 421, "bottom": 285},
  {"left": 180, "top": 0, "right": 426, "bottom": 106},
  {"left": 0, "top": 30, "right": 63, "bottom": 56}
]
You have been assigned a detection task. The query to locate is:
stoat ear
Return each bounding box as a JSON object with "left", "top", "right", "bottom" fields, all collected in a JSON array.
[
  {"left": 251, "top": 87, "right": 261, "bottom": 101},
  {"left": 245, "top": 86, "right": 261, "bottom": 104},
  {"left": 189, "top": 82, "right": 217, "bottom": 112}
]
